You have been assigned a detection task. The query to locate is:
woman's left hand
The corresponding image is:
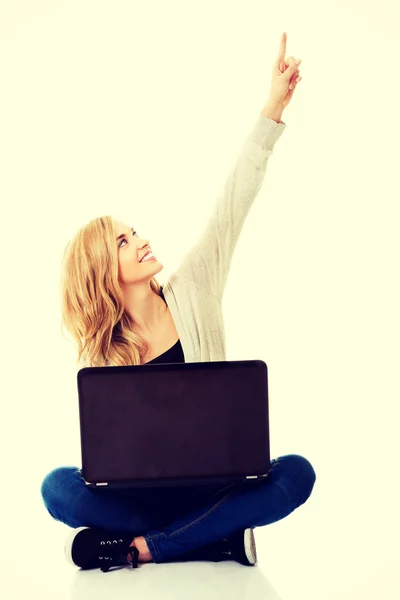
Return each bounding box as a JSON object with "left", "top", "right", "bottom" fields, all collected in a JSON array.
[{"left": 267, "top": 32, "right": 303, "bottom": 111}]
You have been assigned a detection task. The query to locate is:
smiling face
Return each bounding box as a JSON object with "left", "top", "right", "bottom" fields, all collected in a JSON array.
[{"left": 114, "top": 219, "right": 163, "bottom": 286}]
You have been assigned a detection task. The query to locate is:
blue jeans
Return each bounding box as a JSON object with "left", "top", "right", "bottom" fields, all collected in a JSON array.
[{"left": 40, "top": 454, "right": 316, "bottom": 563}]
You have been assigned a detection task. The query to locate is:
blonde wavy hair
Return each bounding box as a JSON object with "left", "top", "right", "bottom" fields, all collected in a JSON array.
[{"left": 60, "top": 215, "right": 162, "bottom": 369}]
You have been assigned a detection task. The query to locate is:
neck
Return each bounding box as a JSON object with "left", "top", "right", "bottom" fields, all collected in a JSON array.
[{"left": 122, "top": 282, "right": 166, "bottom": 336}]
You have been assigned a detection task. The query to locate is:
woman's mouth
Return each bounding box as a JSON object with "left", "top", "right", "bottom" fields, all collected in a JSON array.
[{"left": 140, "top": 252, "right": 156, "bottom": 263}]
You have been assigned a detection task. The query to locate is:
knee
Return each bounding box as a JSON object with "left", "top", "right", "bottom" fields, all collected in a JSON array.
[
  {"left": 40, "top": 466, "right": 81, "bottom": 515},
  {"left": 278, "top": 454, "right": 316, "bottom": 503}
]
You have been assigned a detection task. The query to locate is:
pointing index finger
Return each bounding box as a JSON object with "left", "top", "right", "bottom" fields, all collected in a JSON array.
[{"left": 277, "top": 31, "right": 287, "bottom": 65}]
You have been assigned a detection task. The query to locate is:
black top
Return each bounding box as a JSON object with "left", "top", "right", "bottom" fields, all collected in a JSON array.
[{"left": 145, "top": 286, "right": 185, "bottom": 365}]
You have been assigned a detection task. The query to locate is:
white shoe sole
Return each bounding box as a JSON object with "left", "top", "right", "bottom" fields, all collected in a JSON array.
[
  {"left": 64, "top": 526, "right": 90, "bottom": 567},
  {"left": 244, "top": 529, "right": 257, "bottom": 565}
]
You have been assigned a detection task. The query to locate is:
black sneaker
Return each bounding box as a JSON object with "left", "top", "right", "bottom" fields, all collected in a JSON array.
[
  {"left": 166, "top": 528, "right": 257, "bottom": 566},
  {"left": 224, "top": 528, "right": 257, "bottom": 566},
  {"left": 64, "top": 526, "right": 139, "bottom": 572}
]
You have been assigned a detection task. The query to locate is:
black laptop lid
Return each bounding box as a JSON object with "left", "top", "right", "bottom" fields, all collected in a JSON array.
[{"left": 77, "top": 360, "right": 270, "bottom": 486}]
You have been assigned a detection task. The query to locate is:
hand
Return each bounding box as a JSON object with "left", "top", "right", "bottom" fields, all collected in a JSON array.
[{"left": 267, "top": 32, "right": 303, "bottom": 111}]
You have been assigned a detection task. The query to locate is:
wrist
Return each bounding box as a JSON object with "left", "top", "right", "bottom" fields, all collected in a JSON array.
[{"left": 260, "top": 103, "right": 284, "bottom": 123}]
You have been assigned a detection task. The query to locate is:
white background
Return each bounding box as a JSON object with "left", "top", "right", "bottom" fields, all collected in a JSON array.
[{"left": 0, "top": 1, "right": 399, "bottom": 599}]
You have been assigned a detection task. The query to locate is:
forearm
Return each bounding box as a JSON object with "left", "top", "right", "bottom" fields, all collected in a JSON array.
[{"left": 260, "top": 102, "right": 284, "bottom": 124}]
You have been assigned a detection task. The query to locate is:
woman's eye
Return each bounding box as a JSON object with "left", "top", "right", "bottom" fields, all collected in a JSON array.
[{"left": 119, "top": 231, "right": 138, "bottom": 248}]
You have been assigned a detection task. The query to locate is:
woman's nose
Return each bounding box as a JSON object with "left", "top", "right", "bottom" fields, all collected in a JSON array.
[{"left": 140, "top": 238, "right": 150, "bottom": 249}]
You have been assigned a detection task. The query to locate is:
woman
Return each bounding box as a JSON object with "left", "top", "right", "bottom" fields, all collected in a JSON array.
[{"left": 41, "top": 32, "right": 315, "bottom": 572}]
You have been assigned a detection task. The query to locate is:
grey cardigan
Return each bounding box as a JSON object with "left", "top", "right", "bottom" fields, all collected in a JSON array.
[{"left": 156, "top": 113, "right": 286, "bottom": 364}]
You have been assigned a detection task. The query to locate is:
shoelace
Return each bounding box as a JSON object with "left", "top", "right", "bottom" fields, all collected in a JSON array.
[{"left": 99, "top": 538, "right": 140, "bottom": 572}]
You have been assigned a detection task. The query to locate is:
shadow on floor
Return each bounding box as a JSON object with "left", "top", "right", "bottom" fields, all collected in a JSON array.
[{"left": 69, "top": 560, "right": 284, "bottom": 600}]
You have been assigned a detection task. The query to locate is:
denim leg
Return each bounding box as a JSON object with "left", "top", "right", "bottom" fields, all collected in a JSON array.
[
  {"left": 144, "top": 454, "right": 316, "bottom": 563},
  {"left": 40, "top": 466, "right": 180, "bottom": 536}
]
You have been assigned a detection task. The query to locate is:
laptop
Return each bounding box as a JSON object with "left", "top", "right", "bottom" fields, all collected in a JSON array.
[{"left": 77, "top": 360, "right": 271, "bottom": 489}]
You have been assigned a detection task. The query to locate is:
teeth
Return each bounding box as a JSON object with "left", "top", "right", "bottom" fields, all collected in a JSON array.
[{"left": 141, "top": 252, "right": 154, "bottom": 262}]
